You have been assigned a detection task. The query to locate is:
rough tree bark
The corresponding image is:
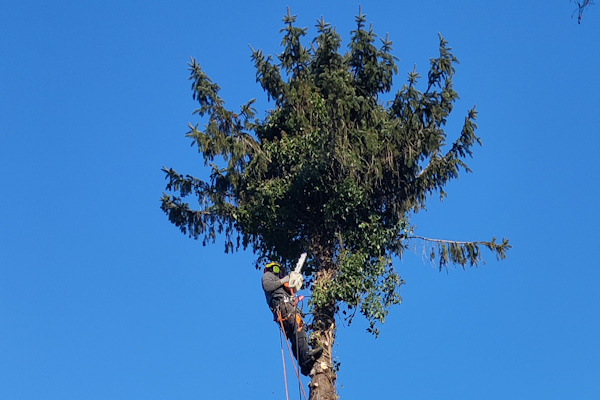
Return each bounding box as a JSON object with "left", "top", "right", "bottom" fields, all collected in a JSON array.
[{"left": 309, "top": 269, "right": 337, "bottom": 400}]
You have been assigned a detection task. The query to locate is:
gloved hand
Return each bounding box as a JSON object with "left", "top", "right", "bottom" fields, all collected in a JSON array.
[{"left": 280, "top": 275, "right": 290, "bottom": 284}]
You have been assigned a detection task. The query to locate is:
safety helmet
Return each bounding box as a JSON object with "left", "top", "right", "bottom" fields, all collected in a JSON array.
[{"left": 266, "top": 261, "right": 282, "bottom": 274}]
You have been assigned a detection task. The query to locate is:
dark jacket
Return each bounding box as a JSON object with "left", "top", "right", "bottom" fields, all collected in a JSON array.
[{"left": 262, "top": 271, "right": 292, "bottom": 308}]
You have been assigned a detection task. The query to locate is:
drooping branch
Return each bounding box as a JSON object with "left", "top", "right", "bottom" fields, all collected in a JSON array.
[
  {"left": 407, "top": 235, "right": 511, "bottom": 271},
  {"left": 160, "top": 167, "right": 240, "bottom": 251},
  {"left": 413, "top": 107, "right": 480, "bottom": 203}
]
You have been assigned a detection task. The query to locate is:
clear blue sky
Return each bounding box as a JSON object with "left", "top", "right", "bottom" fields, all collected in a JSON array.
[{"left": 1, "top": 1, "right": 599, "bottom": 399}]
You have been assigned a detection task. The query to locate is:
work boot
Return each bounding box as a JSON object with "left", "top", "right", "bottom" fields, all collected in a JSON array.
[
  {"left": 300, "top": 359, "right": 314, "bottom": 376},
  {"left": 300, "top": 347, "right": 324, "bottom": 376},
  {"left": 308, "top": 347, "right": 323, "bottom": 359}
]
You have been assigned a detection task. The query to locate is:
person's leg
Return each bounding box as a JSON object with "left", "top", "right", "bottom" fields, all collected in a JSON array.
[
  {"left": 279, "top": 303, "right": 320, "bottom": 376},
  {"left": 282, "top": 304, "right": 306, "bottom": 362}
]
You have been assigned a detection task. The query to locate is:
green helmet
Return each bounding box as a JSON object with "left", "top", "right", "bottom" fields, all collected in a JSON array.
[{"left": 266, "top": 261, "right": 282, "bottom": 274}]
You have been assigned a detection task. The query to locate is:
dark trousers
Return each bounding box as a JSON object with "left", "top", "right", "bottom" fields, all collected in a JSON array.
[{"left": 273, "top": 302, "right": 311, "bottom": 369}]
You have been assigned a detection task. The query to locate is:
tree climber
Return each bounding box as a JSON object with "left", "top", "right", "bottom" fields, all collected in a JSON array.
[{"left": 262, "top": 261, "right": 323, "bottom": 376}]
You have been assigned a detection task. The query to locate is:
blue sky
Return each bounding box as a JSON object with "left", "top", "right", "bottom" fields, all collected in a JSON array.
[{"left": 1, "top": 1, "right": 599, "bottom": 399}]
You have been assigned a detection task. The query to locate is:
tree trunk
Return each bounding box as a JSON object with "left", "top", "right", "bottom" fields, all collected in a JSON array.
[{"left": 308, "top": 269, "right": 337, "bottom": 400}]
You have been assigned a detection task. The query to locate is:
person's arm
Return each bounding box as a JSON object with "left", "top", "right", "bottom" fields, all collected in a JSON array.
[{"left": 262, "top": 272, "right": 289, "bottom": 293}]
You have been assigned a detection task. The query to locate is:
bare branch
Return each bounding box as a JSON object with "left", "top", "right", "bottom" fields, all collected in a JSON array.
[
  {"left": 406, "top": 235, "right": 489, "bottom": 246},
  {"left": 572, "top": 0, "right": 595, "bottom": 23}
]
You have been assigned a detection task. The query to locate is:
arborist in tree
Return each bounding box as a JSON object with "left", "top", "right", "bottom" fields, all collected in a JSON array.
[{"left": 262, "top": 259, "right": 323, "bottom": 376}]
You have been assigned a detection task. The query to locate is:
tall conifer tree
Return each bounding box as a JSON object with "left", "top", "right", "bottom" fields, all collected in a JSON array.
[{"left": 161, "top": 8, "right": 510, "bottom": 398}]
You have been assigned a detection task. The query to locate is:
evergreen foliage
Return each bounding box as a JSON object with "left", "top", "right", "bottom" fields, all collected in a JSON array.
[{"left": 161, "top": 8, "right": 510, "bottom": 337}]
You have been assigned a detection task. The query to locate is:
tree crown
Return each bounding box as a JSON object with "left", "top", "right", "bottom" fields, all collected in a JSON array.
[{"left": 161, "top": 8, "right": 510, "bottom": 334}]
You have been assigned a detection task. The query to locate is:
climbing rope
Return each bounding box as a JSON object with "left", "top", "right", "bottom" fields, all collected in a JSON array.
[
  {"left": 279, "top": 328, "right": 290, "bottom": 400},
  {"left": 277, "top": 310, "right": 309, "bottom": 400}
]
